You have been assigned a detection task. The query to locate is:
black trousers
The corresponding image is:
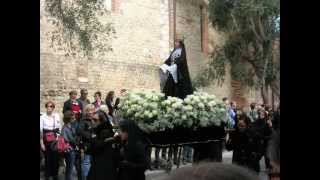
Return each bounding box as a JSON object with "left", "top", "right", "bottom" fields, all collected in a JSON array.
[{"left": 44, "top": 143, "right": 60, "bottom": 178}]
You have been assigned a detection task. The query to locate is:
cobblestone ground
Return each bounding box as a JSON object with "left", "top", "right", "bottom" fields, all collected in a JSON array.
[{"left": 40, "top": 151, "right": 269, "bottom": 180}]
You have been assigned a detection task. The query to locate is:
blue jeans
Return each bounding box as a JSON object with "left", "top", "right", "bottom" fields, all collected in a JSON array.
[
  {"left": 82, "top": 154, "right": 91, "bottom": 180},
  {"left": 64, "top": 150, "right": 76, "bottom": 180}
]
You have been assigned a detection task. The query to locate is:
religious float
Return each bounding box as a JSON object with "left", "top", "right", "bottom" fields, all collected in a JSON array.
[{"left": 117, "top": 91, "right": 227, "bottom": 145}]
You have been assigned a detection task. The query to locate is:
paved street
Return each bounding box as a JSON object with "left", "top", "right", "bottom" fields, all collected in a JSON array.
[{"left": 40, "top": 151, "right": 268, "bottom": 180}]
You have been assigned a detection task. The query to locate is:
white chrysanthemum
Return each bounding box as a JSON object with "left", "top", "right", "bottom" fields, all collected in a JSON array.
[
  {"left": 198, "top": 103, "right": 205, "bottom": 109},
  {"left": 152, "top": 110, "right": 158, "bottom": 116}
]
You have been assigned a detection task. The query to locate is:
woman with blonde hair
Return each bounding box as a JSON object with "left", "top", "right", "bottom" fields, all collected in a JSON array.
[{"left": 77, "top": 104, "right": 96, "bottom": 180}]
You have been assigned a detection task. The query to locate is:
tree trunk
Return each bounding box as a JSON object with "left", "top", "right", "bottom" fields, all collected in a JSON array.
[
  {"left": 272, "top": 89, "right": 275, "bottom": 110},
  {"left": 261, "top": 84, "right": 269, "bottom": 105}
]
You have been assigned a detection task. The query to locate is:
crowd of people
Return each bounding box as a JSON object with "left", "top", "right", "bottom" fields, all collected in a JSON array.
[
  {"left": 151, "top": 97, "right": 280, "bottom": 179},
  {"left": 40, "top": 89, "right": 152, "bottom": 180},
  {"left": 40, "top": 89, "right": 280, "bottom": 180}
]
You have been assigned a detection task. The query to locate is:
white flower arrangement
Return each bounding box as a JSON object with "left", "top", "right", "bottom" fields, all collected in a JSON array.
[{"left": 118, "top": 91, "right": 227, "bottom": 133}]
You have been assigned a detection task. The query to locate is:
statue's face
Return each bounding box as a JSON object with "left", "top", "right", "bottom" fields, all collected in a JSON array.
[{"left": 174, "top": 41, "right": 180, "bottom": 48}]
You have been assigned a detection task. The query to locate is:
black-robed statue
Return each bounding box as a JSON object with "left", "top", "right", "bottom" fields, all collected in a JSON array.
[{"left": 160, "top": 37, "right": 193, "bottom": 99}]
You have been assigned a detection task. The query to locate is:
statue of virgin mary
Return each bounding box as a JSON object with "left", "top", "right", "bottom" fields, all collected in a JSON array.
[{"left": 159, "top": 36, "right": 193, "bottom": 99}]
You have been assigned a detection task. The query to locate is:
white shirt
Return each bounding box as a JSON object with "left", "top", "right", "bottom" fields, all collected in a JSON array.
[{"left": 40, "top": 113, "right": 61, "bottom": 135}]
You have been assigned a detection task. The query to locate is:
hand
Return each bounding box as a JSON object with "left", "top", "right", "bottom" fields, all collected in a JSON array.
[
  {"left": 270, "top": 161, "right": 280, "bottom": 173},
  {"left": 267, "top": 120, "right": 273, "bottom": 127},
  {"left": 226, "top": 133, "right": 230, "bottom": 142},
  {"left": 114, "top": 132, "right": 119, "bottom": 137}
]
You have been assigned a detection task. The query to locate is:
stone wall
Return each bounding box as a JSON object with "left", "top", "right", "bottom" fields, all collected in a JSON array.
[
  {"left": 175, "top": 0, "right": 233, "bottom": 100},
  {"left": 40, "top": 0, "right": 167, "bottom": 113}
]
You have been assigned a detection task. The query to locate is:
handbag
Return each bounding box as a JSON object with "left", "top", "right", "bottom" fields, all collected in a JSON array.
[
  {"left": 43, "top": 115, "right": 57, "bottom": 143},
  {"left": 44, "top": 132, "right": 56, "bottom": 143},
  {"left": 55, "top": 136, "right": 71, "bottom": 153}
]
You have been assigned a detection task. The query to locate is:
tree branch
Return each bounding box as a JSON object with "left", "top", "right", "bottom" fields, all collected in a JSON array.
[
  {"left": 231, "top": 13, "right": 240, "bottom": 32},
  {"left": 249, "top": 17, "right": 262, "bottom": 43},
  {"left": 257, "top": 17, "right": 267, "bottom": 40}
]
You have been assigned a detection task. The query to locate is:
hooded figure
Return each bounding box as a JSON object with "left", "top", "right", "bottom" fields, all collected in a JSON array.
[
  {"left": 160, "top": 38, "right": 193, "bottom": 99},
  {"left": 117, "top": 119, "right": 151, "bottom": 180}
]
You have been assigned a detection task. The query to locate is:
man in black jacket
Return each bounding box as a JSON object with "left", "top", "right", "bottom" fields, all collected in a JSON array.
[{"left": 63, "top": 90, "right": 83, "bottom": 121}]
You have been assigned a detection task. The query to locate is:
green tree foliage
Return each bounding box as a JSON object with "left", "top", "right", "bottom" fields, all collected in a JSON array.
[
  {"left": 194, "top": 0, "right": 280, "bottom": 104},
  {"left": 44, "top": 0, "right": 115, "bottom": 57}
]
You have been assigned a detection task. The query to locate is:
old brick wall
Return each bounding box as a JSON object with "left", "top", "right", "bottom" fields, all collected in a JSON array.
[
  {"left": 175, "top": 0, "right": 233, "bottom": 100},
  {"left": 40, "top": 0, "right": 167, "bottom": 113}
]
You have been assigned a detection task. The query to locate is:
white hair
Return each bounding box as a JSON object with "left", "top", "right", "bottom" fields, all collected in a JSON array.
[{"left": 100, "top": 104, "right": 109, "bottom": 113}]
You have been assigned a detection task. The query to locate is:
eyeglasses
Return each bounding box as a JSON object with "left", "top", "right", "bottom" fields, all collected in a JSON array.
[{"left": 47, "top": 105, "right": 54, "bottom": 108}]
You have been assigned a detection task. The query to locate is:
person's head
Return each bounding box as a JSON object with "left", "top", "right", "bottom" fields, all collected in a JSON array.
[
  {"left": 165, "top": 162, "right": 259, "bottom": 180},
  {"left": 174, "top": 35, "right": 185, "bottom": 49},
  {"left": 84, "top": 104, "right": 95, "bottom": 119},
  {"left": 69, "top": 90, "right": 77, "bottom": 100},
  {"left": 174, "top": 40, "right": 182, "bottom": 48},
  {"left": 45, "top": 101, "right": 55, "bottom": 114},
  {"left": 230, "top": 101, "right": 237, "bottom": 109},
  {"left": 80, "top": 89, "right": 88, "bottom": 99},
  {"left": 106, "top": 91, "right": 115, "bottom": 102},
  {"left": 236, "top": 109, "right": 244, "bottom": 119},
  {"left": 63, "top": 110, "right": 75, "bottom": 124},
  {"left": 118, "top": 119, "right": 143, "bottom": 143},
  {"left": 94, "top": 91, "right": 102, "bottom": 101},
  {"left": 237, "top": 114, "right": 251, "bottom": 132},
  {"left": 222, "top": 97, "right": 229, "bottom": 105},
  {"left": 250, "top": 103, "right": 256, "bottom": 110},
  {"left": 115, "top": 97, "right": 120, "bottom": 106},
  {"left": 91, "top": 110, "right": 107, "bottom": 128},
  {"left": 258, "top": 109, "right": 267, "bottom": 120},
  {"left": 99, "top": 104, "right": 109, "bottom": 114}
]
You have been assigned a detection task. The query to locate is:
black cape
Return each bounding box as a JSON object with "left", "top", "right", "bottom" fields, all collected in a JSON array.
[
  {"left": 163, "top": 43, "right": 193, "bottom": 99},
  {"left": 87, "top": 121, "right": 118, "bottom": 180}
]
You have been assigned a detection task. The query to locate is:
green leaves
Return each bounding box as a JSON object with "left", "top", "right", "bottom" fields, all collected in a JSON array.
[
  {"left": 44, "top": 0, "right": 115, "bottom": 57},
  {"left": 195, "top": 0, "right": 279, "bottom": 93}
]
